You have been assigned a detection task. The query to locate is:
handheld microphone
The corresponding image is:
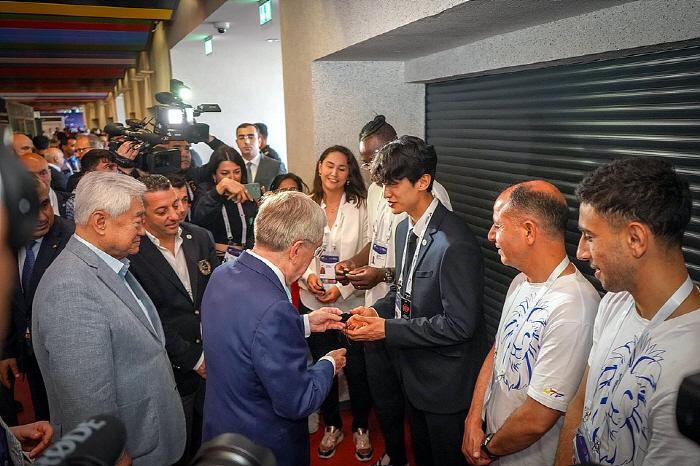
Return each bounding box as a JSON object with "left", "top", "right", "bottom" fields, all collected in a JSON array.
[{"left": 34, "top": 414, "right": 127, "bottom": 466}]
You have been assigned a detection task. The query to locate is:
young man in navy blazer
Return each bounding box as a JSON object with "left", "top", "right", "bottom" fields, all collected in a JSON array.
[{"left": 348, "top": 136, "right": 489, "bottom": 466}]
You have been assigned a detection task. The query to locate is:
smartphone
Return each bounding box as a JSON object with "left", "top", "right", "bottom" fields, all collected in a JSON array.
[{"left": 244, "top": 183, "right": 262, "bottom": 199}]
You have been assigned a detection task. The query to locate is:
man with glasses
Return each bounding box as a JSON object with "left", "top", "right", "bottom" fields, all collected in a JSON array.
[
  {"left": 74, "top": 135, "right": 102, "bottom": 163},
  {"left": 235, "top": 123, "right": 285, "bottom": 191},
  {"left": 202, "top": 191, "right": 346, "bottom": 466}
]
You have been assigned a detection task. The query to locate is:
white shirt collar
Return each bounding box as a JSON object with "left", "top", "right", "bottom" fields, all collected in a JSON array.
[
  {"left": 74, "top": 234, "right": 130, "bottom": 277},
  {"left": 244, "top": 151, "right": 262, "bottom": 168},
  {"left": 409, "top": 196, "right": 439, "bottom": 238},
  {"left": 145, "top": 227, "right": 184, "bottom": 250}
]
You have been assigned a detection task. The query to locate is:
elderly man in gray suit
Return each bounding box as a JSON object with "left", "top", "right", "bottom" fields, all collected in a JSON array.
[{"left": 33, "top": 171, "right": 186, "bottom": 466}]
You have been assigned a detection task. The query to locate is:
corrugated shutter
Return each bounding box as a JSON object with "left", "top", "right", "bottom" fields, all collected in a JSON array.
[{"left": 426, "top": 43, "right": 700, "bottom": 342}]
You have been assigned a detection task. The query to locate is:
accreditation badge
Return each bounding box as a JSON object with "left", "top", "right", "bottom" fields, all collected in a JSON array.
[
  {"left": 369, "top": 241, "right": 388, "bottom": 268},
  {"left": 198, "top": 260, "right": 212, "bottom": 275}
]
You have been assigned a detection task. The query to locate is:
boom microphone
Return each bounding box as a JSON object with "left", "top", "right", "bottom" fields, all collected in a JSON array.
[{"left": 34, "top": 414, "right": 127, "bottom": 466}]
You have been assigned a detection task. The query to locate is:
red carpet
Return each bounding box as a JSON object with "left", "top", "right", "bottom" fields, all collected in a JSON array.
[
  {"left": 310, "top": 408, "right": 414, "bottom": 466},
  {"left": 16, "top": 378, "right": 415, "bottom": 466}
]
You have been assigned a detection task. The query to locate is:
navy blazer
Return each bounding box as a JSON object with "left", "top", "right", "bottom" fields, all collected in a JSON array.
[
  {"left": 128, "top": 222, "right": 219, "bottom": 395},
  {"left": 374, "top": 201, "right": 489, "bottom": 414},
  {"left": 5, "top": 216, "right": 75, "bottom": 363},
  {"left": 201, "top": 252, "right": 334, "bottom": 466}
]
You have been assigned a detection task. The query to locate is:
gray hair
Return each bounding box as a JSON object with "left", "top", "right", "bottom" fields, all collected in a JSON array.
[
  {"left": 254, "top": 191, "right": 325, "bottom": 252},
  {"left": 74, "top": 172, "right": 146, "bottom": 226},
  {"left": 80, "top": 134, "right": 103, "bottom": 149}
]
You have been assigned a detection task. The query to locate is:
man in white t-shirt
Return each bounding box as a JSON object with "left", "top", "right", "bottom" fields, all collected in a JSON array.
[
  {"left": 462, "top": 181, "right": 600, "bottom": 466},
  {"left": 554, "top": 157, "right": 700, "bottom": 466}
]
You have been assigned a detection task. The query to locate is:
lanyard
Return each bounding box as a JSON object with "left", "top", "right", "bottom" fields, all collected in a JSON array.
[
  {"left": 492, "top": 257, "right": 570, "bottom": 383},
  {"left": 586, "top": 275, "right": 694, "bottom": 402},
  {"left": 397, "top": 211, "right": 434, "bottom": 297},
  {"left": 579, "top": 274, "right": 695, "bottom": 449},
  {"left": 372, "top": 196, "right": 395, "bottom": 245},
  {"left": 221, "top": 203, "right": 247, "bottom": 246}
]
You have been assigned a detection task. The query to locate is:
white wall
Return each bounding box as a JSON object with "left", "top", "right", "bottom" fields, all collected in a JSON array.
[
  {"left": 312, "top": 61, "right": 424, "bottom": 158},
  {"left": 170, "top": 1, "right": 286, "bottom": 164}
]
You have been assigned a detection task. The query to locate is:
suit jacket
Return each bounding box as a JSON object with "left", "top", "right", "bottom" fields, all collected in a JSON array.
[
  {"left": 33, "top": 237, "right": 186, "bottom": 466},
  {"left": 128, "top": 223, "right": 219, "bottom": 396},
  {"left": 54, "top": 189, "right": 72, "bottom": 218},
  {"left": 254, "top": 155, "right": 285, "bottom": 191},
  {"left": 374, "top": 201, "right": 489, "bottom": 414},
  {"left": 49, "top": 165, "right": 68, "bottom": 193},
  {"left": 4, "top": 217, "right": 75, "bottom": 364},
  {"left": 201, "top": 252, "right": 335, "bottom": 466}
]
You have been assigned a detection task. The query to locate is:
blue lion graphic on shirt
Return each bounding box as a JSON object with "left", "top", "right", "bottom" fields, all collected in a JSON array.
[
  {"left": 497, "top": 294, "right": 549, "bottom": 391},
  {"left": 587, "top": 333, "right": 664, "bottom": 465}
]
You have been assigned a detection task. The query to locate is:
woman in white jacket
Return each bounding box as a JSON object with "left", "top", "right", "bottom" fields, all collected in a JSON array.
[{"left": 300, "top": 145, "right": 374, "bottom": 461}]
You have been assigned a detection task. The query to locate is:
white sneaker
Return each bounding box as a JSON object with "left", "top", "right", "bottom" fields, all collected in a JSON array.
[
  {"left": 318, "top": 426, "right": 344, "bottom": 458},
  {"left": 353, "top": 428, "right": 373, "bottom": 461}
]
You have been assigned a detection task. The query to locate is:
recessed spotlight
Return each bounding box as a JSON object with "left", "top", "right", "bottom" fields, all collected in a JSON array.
[{"left": 266, "top": 38, "right": 280, "bottom": 42}]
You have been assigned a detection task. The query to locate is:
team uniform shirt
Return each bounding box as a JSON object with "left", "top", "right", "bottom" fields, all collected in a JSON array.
[
  {"left": 484, "top": 268, "right": 599, "bottom": 466},
  {"left": 576, "top": 291, "right": 700, "bottom": 466},
  {"left": 364, "top": 181, "right": 452, "bottom": 306}
]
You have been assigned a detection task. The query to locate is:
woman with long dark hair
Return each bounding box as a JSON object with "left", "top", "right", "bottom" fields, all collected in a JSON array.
[
  {"left": 299, "top": 145, "right": 374, "bottom": 461},
  {"left": 193, "top": 146, "right": 257, "bottom": 260}
]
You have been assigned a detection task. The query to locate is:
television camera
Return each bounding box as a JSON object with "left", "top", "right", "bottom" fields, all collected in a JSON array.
[{"left": 105, "top": 85, "right": 221, "bottom": 174}]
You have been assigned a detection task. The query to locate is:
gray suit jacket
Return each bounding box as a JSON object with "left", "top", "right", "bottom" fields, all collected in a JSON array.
[
  {"left": 33, "top": 236, "right": 186, "bottom": 466},
  {"left": 254, "top": 155, "right": 285, "bottom": 190}
]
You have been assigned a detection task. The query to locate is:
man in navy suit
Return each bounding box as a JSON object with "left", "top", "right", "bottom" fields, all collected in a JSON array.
[
  {"left": 0, "top": 178, "right": 74, "bottom": 425},
  {"left": 201, "top": 191, "right": 347, "bottom": 466},
  {"left": 128, "top": 174, "right": 219, "bottom": 465},
  {"left": 348, "top": 136, "right": 489, "bottom": 466}
]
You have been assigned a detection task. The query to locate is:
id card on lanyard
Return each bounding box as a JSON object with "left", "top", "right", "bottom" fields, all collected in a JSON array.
[
  {"left": 370, "top": 202, "right": 394, "bottom": 268},
  {"left": 393, "top": 212, "right": 433, "bottom": 320},
  {"left": 574, "top": 275, "right": 695, "bottom": 462},
  {"left": 318, "top": 199, "right": 345, "bottom": 284},
  {"left": 222, "top": 203, "right": 247, "bottom": 262}
]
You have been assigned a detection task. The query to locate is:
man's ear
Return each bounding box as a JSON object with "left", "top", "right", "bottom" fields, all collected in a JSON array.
[
  {"left": 416, "top": 174, "right": 431, "bottom": 192},
  {"left": 89, "top": 210, "right": 108, "bottom": 235},
  {"left": 626, "top": 221, "right": 649, "bottom": 258},
  {"left": 523, "top": 220, "right": 536, "bottom": 245},
  {"left": 289, "top": 239, "right": 304, "bottom": 263}
]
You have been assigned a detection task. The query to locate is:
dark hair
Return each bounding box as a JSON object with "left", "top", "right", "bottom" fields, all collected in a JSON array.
[
  {"left": 208, "top": 145, "right": 248, "bottom": 184},
  {"left": 370, "top": 135, "right": 436, "bottom": 192},
  {"left": 576, "top": 157, "right": 692, "bottom": 247},
  {"left": 139, "top": 174, "right": 171, "bottom": 193},
  {"left": 236, "top": 123, "right": 258, "bottom": 135},
  {"left": 165, "top": 173, "right": 187, "bottom": 189},
  {"left": 59, "top": 137, "right": 75, "bottom": 149},
  {"left": 254, "top": 123, "right": 268, "bottom": 139},
  {"left": 33, "top": 135, "right": 49, "bottom": 150},
  {"left": 81, "top": 149, "right": 114, "bottom": 172},
  {"left": 270, "top": 173, "right": 309, "bottom": 193},
  {"left": 359, "top": 115, "right": 397, "bottom": 143},
  {"left": 311, "top": 145, "right": 366, "bottom": 207},
  {"left": 507, "top": 184, "right": 569, "bottom": 240}
]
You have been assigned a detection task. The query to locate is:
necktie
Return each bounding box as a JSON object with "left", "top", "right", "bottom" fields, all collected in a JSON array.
[
  {"left": 402, "top": 230, "right": 418, "bottom": 294},
  {"left": 22, "top": 241, "right": 37, "bottom": 294},
  {"left": 246, "top": 162, "right": 253, "bottom": 184}
]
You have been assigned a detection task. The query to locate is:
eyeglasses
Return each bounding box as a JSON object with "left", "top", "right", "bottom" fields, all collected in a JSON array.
[
  {"left": 76, "top": 147, "right": 91, "bottom": 154},
  {"left": 303, "top": 239, "right": 325, "bottom": 258},
  {"left": 237, "top": 135, "right": 257, "bottom": 141}
]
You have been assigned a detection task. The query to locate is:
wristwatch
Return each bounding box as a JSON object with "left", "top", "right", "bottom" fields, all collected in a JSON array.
[
  {"left": 384, "top": 267, "right": 395, "bottom": 283},
  {"left": 481, "top": 433, "right": 501, "bottom": 460}
]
